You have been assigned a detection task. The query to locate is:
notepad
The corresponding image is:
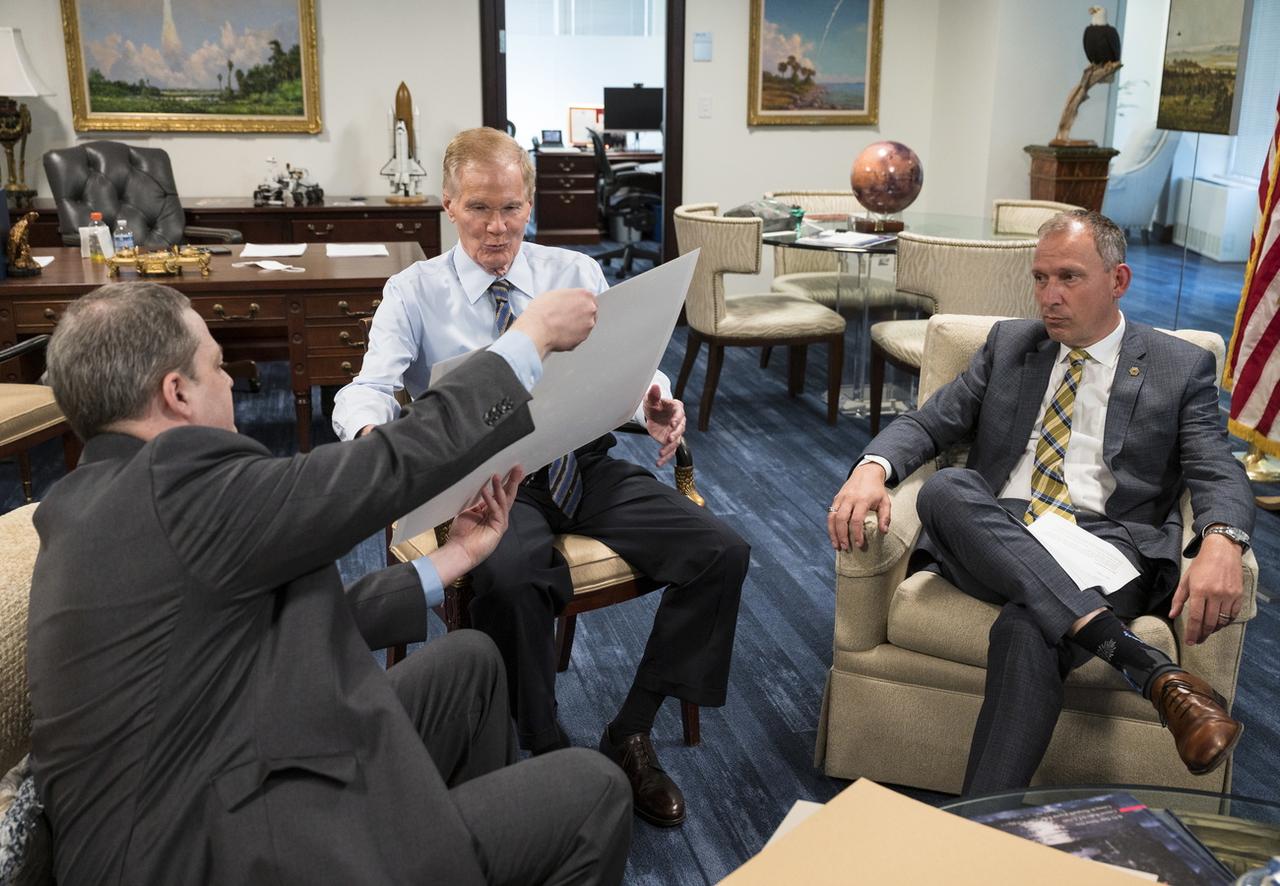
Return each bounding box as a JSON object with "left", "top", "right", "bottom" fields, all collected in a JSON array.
[
  {"left": 325, "top": 243, "right": 389, "bottom": 257},
  {"left": 239, "top": 243, "right": 308, "bottom": 258}
]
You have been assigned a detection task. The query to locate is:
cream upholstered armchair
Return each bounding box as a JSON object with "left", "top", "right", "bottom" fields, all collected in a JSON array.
[
  {"left": 868, "top": 232, "right": 1038, "bottom": 434},
  {"left": 815, "top": 315, "right": 1257, "bottom": 796},
  {"left": 991, "top": 199, "right": 1083, "bottom": 235},
  {"left": 0, "top": 337, "right": 81, "bottom": 502},
  {"left": 672, "top": 203, "right": 846, "bottom": 429},
  {"left": 1102, "top": 128, "right": 1182, "bottom": 244}
]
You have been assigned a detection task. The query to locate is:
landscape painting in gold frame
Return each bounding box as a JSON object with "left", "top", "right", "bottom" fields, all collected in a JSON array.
[
  {"left": 60, "top": 0, "right": 321, "bottom": 133},
  {"left": 748, "top": 0, "right": 882, "bottom": 127}
]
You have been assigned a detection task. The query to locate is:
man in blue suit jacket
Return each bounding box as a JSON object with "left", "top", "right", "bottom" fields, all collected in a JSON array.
[{"left": 828, "top": 210, "right": 1254, "bottom": 792}]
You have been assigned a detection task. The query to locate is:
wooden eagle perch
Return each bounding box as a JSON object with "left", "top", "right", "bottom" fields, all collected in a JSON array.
[{"left": 1052, "top": 6, "right": 1123, "bottom": 145}]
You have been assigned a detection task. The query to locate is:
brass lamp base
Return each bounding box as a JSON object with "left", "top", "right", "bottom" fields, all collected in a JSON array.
[{"left": 0, "top": 97, "right": 35, "bottom": 211}]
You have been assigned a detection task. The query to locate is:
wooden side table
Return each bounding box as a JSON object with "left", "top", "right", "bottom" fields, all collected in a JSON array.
[{"left": 1023, "top": 145, "right": 1120, "bottom": 212}]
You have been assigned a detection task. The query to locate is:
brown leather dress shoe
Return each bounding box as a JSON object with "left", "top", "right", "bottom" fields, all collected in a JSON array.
[
  {"left": 1149, "top": 670, "right": 1243, "bottom": 776},
  {"left": 598, "top": 727, "right": 686, "bottom": 827}
]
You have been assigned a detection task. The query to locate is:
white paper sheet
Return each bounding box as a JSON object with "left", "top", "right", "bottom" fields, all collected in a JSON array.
[
  {"left": 32, "top": 256, "right": 55, "bottom": 267},
  {"left": 795, "top": 230, "right": 897, "bottom": 249},
  {"left": 391, "top": 249, "right": 700, "bottom": 543},
  {"left": 230, "top": 260, "right": 305, "bottom": 272},
  {"left": 239, "top": 243, "right": 308, "bottom": 257},
  {"left": 325, "top": 243, "right": 389, "bottom": 257},
  {"left": 1024, "top": 512, "right": 1140, "bottom": 595}
]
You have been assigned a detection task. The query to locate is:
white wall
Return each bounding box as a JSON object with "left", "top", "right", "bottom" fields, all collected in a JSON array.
[{"left": 3, "top": 0, "right": 485, "bottom": 250}]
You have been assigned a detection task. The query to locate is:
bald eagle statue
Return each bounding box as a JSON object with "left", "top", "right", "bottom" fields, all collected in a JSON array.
[{"left": 1084, "top": 6, "right": 1121, "bottom": 65}]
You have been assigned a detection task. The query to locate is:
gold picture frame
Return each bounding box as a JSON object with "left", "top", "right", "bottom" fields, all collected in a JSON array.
[
  {"left": 60, "top": 0, "right": 322, "bottom": 134},
  {"left": 748, "top": 0, "right": 882, "bottom": 127}
]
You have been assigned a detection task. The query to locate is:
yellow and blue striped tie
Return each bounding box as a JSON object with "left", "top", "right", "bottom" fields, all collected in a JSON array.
[
  {"left": 490, "top": 279, "right": 583, "bottom": 517},
  {"left": 1024, "top": 348, "right": 1089, "bottom": 525}
]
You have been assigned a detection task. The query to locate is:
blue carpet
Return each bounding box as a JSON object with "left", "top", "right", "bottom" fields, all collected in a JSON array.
[{"left": 4, "top": 240, "right": 1276, "bottom": 883}]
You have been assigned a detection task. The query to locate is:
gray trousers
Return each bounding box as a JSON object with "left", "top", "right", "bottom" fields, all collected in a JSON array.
[
  {"left": 390, "top": 630, "right": 632, "bottom": 885},
  {"left": 913, "top": 468, "right": 1159, "bottom": 795}
]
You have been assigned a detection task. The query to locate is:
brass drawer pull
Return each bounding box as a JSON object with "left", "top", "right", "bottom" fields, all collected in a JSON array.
[
  {"left": 211, "top": 302, "right": 260, "bottom": 321},
  {"left": 558, "top": 161, "right": 574, "bottom": 172},
  {"left": 340, "top": 360, "right": 357, "bottom": 376},
  {"left": 306, "top": 223, "right": 335, "bottom": 237},
  {"left": 337, "top": 298, "right": 381, "bottom": 318},
  {"left": 559, "top": 194, "right": 575, "bottom": 204},
  {"left": 394, "top": 222, "right": 423, "bottom": 233},
  {"left": 43, "top": 308, "right": 57, "bottom": 320},
  {"left": 338, "top": 330, "right": 365, "bottom": 348},
  {"left": 560, "top": 178, "right": 574, "bottom": 189}
]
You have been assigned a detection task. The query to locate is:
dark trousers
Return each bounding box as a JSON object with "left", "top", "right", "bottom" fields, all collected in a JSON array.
[
  {"left": 391, "top": 629, "right": 632, "bottom": 885},
  {"left": 468, "top": 444, "right": 750, "bottom": 749},
  {"left": 913, "top": 468, "right": 1161, "bottom": 794}
]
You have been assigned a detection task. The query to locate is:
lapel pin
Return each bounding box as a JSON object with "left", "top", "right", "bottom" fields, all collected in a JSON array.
[{"left": 1129, "top": 366, "right": 1140, "bottom": 376}]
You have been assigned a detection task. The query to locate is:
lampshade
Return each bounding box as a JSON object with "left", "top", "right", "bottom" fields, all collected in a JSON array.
[{"left": 0, "top": 27, "right": 54, "bottom": 97}]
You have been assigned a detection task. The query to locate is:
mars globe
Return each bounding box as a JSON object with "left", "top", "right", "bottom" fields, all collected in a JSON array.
[{"left": 850, "top": 141, "right": 923, "bottom": 214}]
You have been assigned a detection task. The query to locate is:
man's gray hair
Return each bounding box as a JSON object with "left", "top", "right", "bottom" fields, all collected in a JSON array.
[
  {"left": 442, "top": 127, "right": 536, "bottom": 201},
  {"left": 46, "top": 282, "right": 200, "bottom": 440},
  {"left": 1038, "top": 209, "right": 1127, "bottom": 269}
]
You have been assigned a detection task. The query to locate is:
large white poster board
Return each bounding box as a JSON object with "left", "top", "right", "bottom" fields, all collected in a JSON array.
[{"left": 392, "top": 249, "right": 700, "bottom": 543}]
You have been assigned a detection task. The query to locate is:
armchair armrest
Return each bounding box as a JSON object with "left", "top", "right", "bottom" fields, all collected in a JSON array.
[
  {"left": 615, "top": 420, "right": 702, "bottom": 505},
  {"left": 832, "top": 461, "right": 934, "bottom": 653},
  {"left": 184, "top": 225, "right": 244, "bottom": 244}
]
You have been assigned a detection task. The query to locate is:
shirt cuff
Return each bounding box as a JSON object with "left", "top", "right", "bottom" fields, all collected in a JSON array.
[
  {"left": 856, "top": 455, "right": 894, "bottom": 483},
  {"left": 411, "top": 556, "right": 446, "bottom": 609},
  {"left": 488, "top": 330, "right": 542, "bottom": 393}
]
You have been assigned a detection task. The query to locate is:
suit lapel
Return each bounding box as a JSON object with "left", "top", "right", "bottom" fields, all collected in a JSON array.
[
  {"left": 1104, "top": 323, "right": 1147, "bottom": 463},
  {"left": 993, "top": 337, "right": 1059, "bottom": 483}
]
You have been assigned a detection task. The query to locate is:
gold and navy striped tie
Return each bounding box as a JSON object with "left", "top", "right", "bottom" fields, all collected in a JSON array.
[
  {"left": 490, "top": 279, "right": 583, "bottom": 517},
  {"left": 1024, "top": 348, "right": 1089, "bottom": 525}
]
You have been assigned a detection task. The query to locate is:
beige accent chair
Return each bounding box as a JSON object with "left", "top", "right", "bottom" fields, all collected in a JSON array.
[
  {"left": 868, "top": 232, "right": 1039, "bottom": 434},
  {"left": 0, "top": 503, "right": 38, "bottom": 774},
  {"left": 816, "top": 314, "right": 1257, "bottom": 796},
  {"left": 0, "top": 337, "right": 81, "bottom": 502},
  {"left": 992, "top": 199, "right": 1083, "bottom": 236},
  {"left": 672, "top": 203, "right": 846, "bottom": 430}
]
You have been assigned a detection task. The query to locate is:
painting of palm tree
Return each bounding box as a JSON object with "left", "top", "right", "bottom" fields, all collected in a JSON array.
[{"left": 749, "top": 0, "right": 883, "bottom": 126}]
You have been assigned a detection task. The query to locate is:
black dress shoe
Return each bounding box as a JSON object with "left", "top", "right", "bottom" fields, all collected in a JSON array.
[{"left": 598, "top": 726, "right": 686, "bottom": 827}]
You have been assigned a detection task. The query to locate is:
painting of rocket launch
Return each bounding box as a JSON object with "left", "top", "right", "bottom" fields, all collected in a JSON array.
[{"left": 60, "top": 0, "right": 321, "bottom": 132}]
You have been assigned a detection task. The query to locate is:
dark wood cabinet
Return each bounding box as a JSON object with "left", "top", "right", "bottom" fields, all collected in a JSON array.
[{"left": 534, "top": 152, "right": 599, "bottom": 245}]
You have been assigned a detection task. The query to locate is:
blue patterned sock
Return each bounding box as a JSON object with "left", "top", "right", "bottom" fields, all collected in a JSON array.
[{"left": 1070, "top": 610, "right": 1178, "bottom": 698}]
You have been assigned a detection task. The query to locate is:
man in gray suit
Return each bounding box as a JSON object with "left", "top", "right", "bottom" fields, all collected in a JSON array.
[
  {"left": 28, "top": 281, "right": 632, "bottom": 884},
  {"left": 828, "top": 210, "right": 1254, "bottom": 793}
]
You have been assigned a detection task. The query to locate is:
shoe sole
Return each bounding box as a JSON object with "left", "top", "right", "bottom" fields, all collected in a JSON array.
[
  {"left": 634, "top": 804, "right": 686, "bottom": 828},
  {"left": 1187, "top": 721, "right": 1243, "bottom": 777}
]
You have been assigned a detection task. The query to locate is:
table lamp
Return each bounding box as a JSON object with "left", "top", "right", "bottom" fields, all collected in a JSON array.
[{"left": 0, "top": 27, "right": 55, "bottom": 211}]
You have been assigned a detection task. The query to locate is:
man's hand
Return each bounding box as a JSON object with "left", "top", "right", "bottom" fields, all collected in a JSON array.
[
  {"left": 827, "top": 461, "right": 892, "bottom": 552},
  {"left": 642, "top": 384, "right": 686, "bottom": 467},
  {"left": 1169, "top": 532, "right": 1244, "bottom": 646},
  {"left": 357, "top": 424, "right": 376, "bottom": 438},
  {"left": 511, "top": 288, "right": 598, "bottom": 357},
  {"left": 431, "top": 468, "right": 524, "bottom": 585}
]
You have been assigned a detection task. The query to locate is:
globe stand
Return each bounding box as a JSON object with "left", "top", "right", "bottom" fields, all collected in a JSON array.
[{"left": 853, "top": 214, "right": 905, "bottom": 234}]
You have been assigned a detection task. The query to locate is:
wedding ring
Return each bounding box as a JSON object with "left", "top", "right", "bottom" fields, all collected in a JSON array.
[
  {"left": 1217, "top": 613, "right": 1232, "bottom": 624},
  {"left": 828, "top": 506, "right": 839, "bottom": 513}
]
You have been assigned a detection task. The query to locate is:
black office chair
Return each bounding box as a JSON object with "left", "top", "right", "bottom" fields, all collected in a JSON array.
[
  {"left": 587, "top": 129, "right": 661, "bottom": 280},
  {"left": 42, "top": 141, "right": 243, "bottom": 248}
]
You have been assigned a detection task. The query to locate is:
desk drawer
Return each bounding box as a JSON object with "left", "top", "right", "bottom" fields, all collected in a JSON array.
[
  {"left": 304, "top": 294, "right": 383, "bottom": 319},
  {"left": 538, "top": 154, "right": 595, "bottom": 175},
  {"left": 537, "top": 173, "right": 595, "bottom": 192},
  {"left": 14, "top": 301, "right": 70, "bottom": 332},
  {"left": 190, "top": 295, "right": 287, "bottom": 324},
  {"left": 309, "top": 354, "right": 364, "bottom": 384},
  {"left": 291, "top": 219, "right": 440, "bottom": 249},
  {"left": 536, "top": 191, "right": 597, "bottom": 228},
  {"left": 307, "top": 321, "right": 369, "bottom": 352}
]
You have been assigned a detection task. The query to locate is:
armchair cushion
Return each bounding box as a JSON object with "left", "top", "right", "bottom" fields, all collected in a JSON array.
[
  {"left": 870, "top": 319, "right": 929, "bottom": 366},
  {"left": 0, "top": 388, "right": 63, "bottom": 449},
  {"left": 552, "top": 535, "right": 642, "bottom": 594},
  {"left": 717, "top": 294, "right": 845, "bottom": 339}
]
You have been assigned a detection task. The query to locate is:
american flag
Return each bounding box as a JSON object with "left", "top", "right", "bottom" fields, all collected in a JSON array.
[{"left": 1225, "top": 89, "right": 1280, "bottom": 457}]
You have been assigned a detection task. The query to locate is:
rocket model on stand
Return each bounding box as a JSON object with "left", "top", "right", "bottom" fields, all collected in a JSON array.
[{"left": 381, "top": 82, "right": 428, "bottom": 203}]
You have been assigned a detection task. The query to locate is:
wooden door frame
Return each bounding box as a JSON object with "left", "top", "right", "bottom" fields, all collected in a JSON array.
[{"left": 480, "top": 0, "right": 685, "bottom": 262}]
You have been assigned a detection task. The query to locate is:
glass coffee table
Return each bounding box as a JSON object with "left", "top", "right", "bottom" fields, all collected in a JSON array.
[{"left": 943, "top": 784, "right": 1280, "bottom": 879}]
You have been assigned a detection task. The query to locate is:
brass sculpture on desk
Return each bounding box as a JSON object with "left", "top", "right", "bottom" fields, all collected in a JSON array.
[
  {"left": 381, "top": 82, "right": 428, "bottom": 204},
  {"left": 106, "top": 244, "right": 212, "bottom": 278},
  {"left": 5, "top": 210, "right": 41, "bottom": 277}
]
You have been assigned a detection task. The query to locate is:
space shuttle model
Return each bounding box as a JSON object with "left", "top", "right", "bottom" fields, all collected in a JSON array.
[{"left": 381, "top": 82, "right": 428, "bottom": 203}]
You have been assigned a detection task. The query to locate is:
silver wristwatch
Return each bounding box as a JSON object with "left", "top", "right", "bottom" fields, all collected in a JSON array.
[{"left": 1203, "top": 524, "right": 1250, "bottom": 552}]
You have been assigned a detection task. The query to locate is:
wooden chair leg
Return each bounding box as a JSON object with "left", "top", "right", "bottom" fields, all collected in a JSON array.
[
  {"left": 61, "top": 431, "right": 82, "bottom": 473},
  {"left": 869, "top": 342, "right": 887, "bottom": 436},
  {"left": 759, "top": 346, "right": 772, "bottom": 368},
  {"left": 787, "top": 345, "right": 807, "bottom": 397},
  {"left": 698, "top": 344, "right": 725, "bottom": 432},
  {"left": 17, "top": 452, "right": 33, "bottom": 503},
  {"left": 386, "top": 644, "right": 407, "bottom": 668},
  {"left": 680, "top": 701, "right": 700, "bottom": 746},
  {"left": 555, "top": 613, "right": 577, "bottom": 673},
  {"left": 827, "top": 332, "right": 843, "bottom": 426},
  {"left": 674, "top": 329, "right": 702, "bottom": 400}
]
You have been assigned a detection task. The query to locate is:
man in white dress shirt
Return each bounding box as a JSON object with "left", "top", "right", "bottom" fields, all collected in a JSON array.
[
  {"left": 827, "top": 210, "right": 1253, "bottom": 792},
  {"left": 333, "top": 127, "right": 749, "bottom": 827}
]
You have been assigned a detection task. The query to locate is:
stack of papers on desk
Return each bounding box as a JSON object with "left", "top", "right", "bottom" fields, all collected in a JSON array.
[
  {"left": 795, "top": 230, "right": 897, "bottom": 249},
  {"left": 240, "top": 243, "right": 308, "bottom": 258},
  {"left": 325, "top": 243, "right": 389, "bottom": 257}
]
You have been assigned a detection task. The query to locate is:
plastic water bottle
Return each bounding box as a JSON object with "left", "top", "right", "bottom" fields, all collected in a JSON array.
[
  {"left": 87, "top": 212, "right": 107, "bottom": 263},
  {"left": 112, "top": 218, "right": 135, "bottom": 254}
]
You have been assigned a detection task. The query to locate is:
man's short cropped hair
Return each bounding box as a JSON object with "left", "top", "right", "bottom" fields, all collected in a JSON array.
[
  {"left": 442, "top": 127, "right": 536, "bottom": 202},
  {"left": 1038, "top": 209, "right": 1127, "bottom": 270},
  {"left": 45, "top": 281, "right": 200, "bottom": 440}
]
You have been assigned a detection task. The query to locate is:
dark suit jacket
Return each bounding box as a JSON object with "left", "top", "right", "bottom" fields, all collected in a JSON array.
[
  {"left": 27, "top": 351, "right": 533, "bottom": 885},
  {"left": 864, "top": 319, "right": 1254, "bottom": 598}
]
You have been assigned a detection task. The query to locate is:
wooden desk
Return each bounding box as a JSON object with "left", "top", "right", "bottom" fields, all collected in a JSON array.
[
  {"left": 28, "top": 196, "right": 443, "bottom": 259},
  {"left": 0, "top": 243, "right": 425, "bottom": 451}
]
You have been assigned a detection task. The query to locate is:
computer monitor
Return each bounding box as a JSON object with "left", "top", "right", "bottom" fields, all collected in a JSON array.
[{"left": 603, "top": 86, "right": 663, "bottom": 132}]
